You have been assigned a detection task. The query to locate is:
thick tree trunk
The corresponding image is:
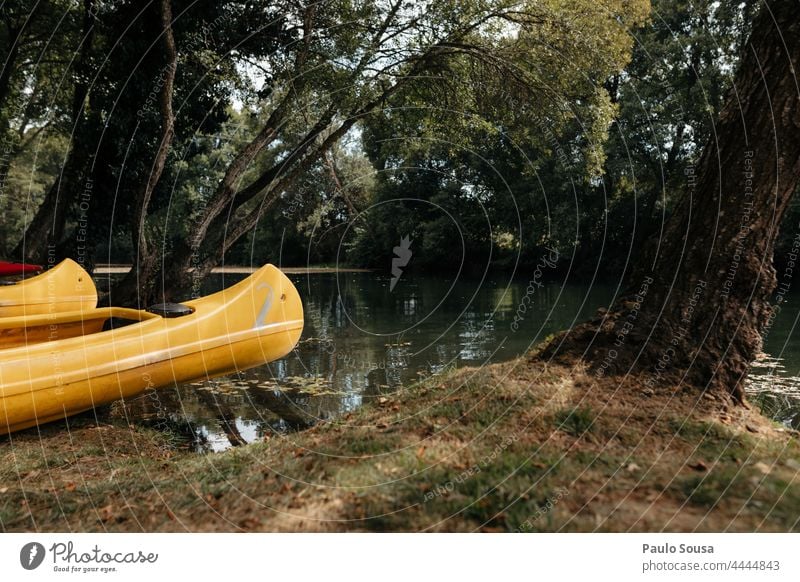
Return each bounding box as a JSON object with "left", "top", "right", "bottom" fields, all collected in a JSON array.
[
  {"left": 113, "top": 0, "right": 177, "bottom": 307},
  {"left": 540, "top": 0, "right": 800, "bottom": 403}
]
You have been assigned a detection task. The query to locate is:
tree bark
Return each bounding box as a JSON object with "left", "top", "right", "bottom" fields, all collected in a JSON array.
[
  {"left": 113, "top": 0, "right": 177, "bottom": 307},
  {"left": 540, "top": 0, "right": 800, "bottom": 403}
]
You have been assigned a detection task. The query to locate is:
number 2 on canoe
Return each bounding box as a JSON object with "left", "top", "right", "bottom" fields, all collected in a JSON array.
[{"left": 253, "top": 282, "right": 274, "bottom": 328}]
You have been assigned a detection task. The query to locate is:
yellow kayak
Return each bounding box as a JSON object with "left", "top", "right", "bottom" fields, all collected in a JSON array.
[
  {"left": 0, "top": 258, "right": 97, "bottom": 318},
  {"left": 0, "top": 263, "right": 303, "bottom": 435}
]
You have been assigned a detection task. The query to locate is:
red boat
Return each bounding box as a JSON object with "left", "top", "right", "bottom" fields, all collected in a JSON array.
[{"left": 0, "top": 260, "right": 43, "bottom": 277}]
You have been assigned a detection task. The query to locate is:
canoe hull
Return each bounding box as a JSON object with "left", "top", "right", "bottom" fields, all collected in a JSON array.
[
  {"left": 0, "top": 322, "right": 301, "bottom": 435},
  {"left": 0, "top": 264, "right": 303, "bottom": 435},
  {"left": 0, "top": 261, "right": 42, "bottom": 276},
  {"left": 0, "top": 259, "right": 97, "bottom": 319}
]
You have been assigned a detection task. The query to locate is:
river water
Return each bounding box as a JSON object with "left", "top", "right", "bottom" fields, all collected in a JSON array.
[{"left": 105, "top": 272, "right": 800, "bottom": 451}]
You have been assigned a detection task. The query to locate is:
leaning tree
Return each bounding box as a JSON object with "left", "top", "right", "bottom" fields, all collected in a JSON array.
[
  {"left": 9, "top": 0, "right": 649, "bottom": 305},
  {"left": 541, "top": 0, "right": 800, "bottom": 403}
]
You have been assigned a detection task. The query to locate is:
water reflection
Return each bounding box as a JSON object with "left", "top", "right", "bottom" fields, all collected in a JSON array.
[
  {"left": 744, "top": 292, "right": 800, "bottom": 428},
  {"left": 746, "top": 354, "right": 800, "bottom": 430}
]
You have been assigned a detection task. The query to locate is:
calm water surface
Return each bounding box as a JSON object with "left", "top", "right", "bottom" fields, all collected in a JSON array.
[
  {"left": 746, "top": 304, "right": 800, "bottom": 430},
  {"left": 103, "top": 272, "right": 800, "bottom": 451}
]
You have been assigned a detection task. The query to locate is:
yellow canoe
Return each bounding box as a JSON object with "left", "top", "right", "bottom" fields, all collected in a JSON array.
[
  {"left": 0, "top": 258, "right": 97, "bottom": 318},
  {"left": 0, "top": 263, "right": 303, "bottom": 435}
]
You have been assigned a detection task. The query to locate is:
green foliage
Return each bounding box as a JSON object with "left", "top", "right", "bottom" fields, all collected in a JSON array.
[
  {"left": 582, "top": 0, "right": 753, "bottom": 273},
  {"left": 0, "top": 0, "right": 764, "bottom": 291},
  {"left": 0, "top": 132, "right": 68, "bottom": 254},
  {"left": 354, "top": 0, "right": 754, "bottom": 278}
]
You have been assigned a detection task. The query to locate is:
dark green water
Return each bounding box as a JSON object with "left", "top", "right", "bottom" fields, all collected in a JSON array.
[{"left": 105, "top": 272, "right": 800, "bottom": 451}]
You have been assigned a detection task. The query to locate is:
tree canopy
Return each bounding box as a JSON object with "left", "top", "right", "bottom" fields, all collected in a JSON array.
[
  {"left": 0, "top": 0, "right": 778, "bottom": 310},
  {"left": 0, "top": 1, "right": 648, "bottom": 297}
]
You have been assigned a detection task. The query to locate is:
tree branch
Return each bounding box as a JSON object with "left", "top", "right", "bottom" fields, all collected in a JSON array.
[{"left": 185, "top": 3, "right": 320, "bottom": 250}]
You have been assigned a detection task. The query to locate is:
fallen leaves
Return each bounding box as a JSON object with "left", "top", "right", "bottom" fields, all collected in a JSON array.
[{"left": 99, "top": 504, "right": 114, "bottom": 522}]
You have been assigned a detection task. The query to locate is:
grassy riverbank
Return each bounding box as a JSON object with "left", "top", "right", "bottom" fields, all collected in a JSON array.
[{"left": 2, "top": 356, "right": 799, "bottom": 532}]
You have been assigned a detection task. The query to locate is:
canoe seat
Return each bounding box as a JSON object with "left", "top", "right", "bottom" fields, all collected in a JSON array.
[{"left": 147, "top": 302, "right": 195, "bottom": 318}]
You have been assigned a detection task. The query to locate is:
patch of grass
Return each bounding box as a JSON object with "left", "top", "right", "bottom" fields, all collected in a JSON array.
[
  {"left": 668, "top": 418, "right": 754, "bottom": 461},
  {"left": 555, "top": 407, "right": 596, "bottom": 437},
  {"left": 2, "top": 361, "right": 799, "bottom": 532},
  {"left": 327, "top": 431, "right": 405, "bottom": 458},
  {"left": 679, "top": 470, "right": 735, "bottom": 508}
]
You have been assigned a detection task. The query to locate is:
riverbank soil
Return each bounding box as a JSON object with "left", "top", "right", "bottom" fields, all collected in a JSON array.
[{"left": 1, "top": 358, "right": 798, "bottom": 531}]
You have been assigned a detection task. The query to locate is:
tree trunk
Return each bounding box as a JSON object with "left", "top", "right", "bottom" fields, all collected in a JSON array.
[
  {"left": 540, "top": 0, "right": 800, "bottom": 403},
  {"left": 113, "top": 0, "right": 177, "bottom": 307}
]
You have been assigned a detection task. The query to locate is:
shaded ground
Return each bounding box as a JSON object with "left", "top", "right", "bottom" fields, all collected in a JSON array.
[{"left": 1, "top": 356, "right": 799, "bottom": 532}]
